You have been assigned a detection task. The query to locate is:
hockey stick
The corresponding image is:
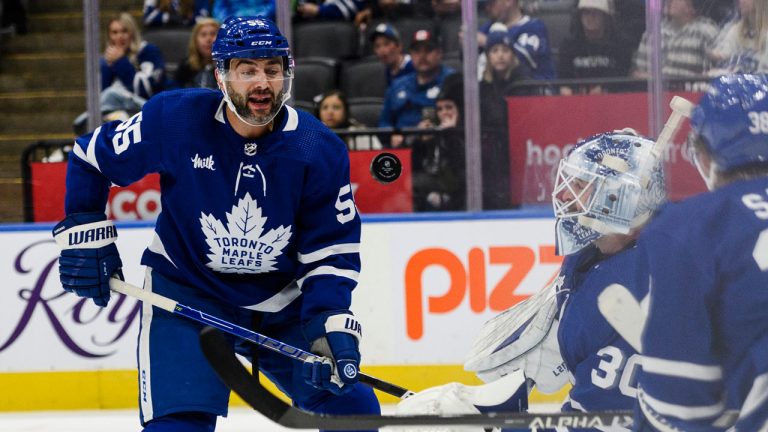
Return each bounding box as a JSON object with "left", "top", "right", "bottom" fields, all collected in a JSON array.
[
  {"left": 199, "top": 326, "right": 633, "bottom": 430},
  {"left": 597, "top": 284, "right": 645, "bottom": 352},
  {"left": 108, "top": 278, "right": 412, "bottom": 399},
  {"left": 597, "top": 97, "right": 695, "bottom": 352},
  {"left": 652, "top": 95, "right": 695, "bottom": 157}
]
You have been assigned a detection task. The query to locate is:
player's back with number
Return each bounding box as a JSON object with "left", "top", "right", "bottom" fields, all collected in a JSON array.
[{"left": 637, "top": 74, "right": 768, "bottom": 431}]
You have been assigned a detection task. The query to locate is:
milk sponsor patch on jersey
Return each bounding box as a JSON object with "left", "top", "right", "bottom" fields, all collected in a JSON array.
[{"left": 199, "top": 193, "right": 292, "bottom": 273}]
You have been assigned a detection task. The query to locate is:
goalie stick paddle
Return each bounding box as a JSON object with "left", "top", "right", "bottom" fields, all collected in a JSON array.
[
  {"left": 108, "top": 278, "right": 412, "bottom": 399},
  {"left": 199, "top": 326, "right": 633, "bottom": 430},
  {"left": 597, "top": 283, "right": 645, "bottom": 352}
]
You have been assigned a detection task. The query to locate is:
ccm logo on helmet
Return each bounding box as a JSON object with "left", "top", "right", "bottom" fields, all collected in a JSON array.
[{"left": 250, "top": 40, "right": 273, "bottom": 46}]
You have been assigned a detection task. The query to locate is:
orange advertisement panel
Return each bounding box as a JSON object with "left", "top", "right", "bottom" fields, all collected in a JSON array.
[
  {"left": 349, "top": 149, "right": 412, "bottom": 214},
  {"left": 507, "top": 92, "right": 706, "bottom": 206}
]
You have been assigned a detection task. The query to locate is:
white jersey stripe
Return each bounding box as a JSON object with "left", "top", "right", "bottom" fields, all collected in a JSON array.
[
  {"left": 243, "top": 281, "right": 301, "bottom": 313},
  {"left": 297, "top": 265, "right": 359, "bottom": 288},
  {"left": 642, "top": 356, "right": 722, "bottom": 381},
  {"left": 640, "top": 388, "right": 724, "bottom": 421},
  {"left": 298, "top": 243, "right": 360, "bottom": 264},
  {"left": 740, "top": 372, "right": 768, "bottom": 419},
  {"left": 81, "top": 126, "right": 102, "bottom": 171},
  {"left": 283, "top": 105, "right": 299, "bottom": 131}
]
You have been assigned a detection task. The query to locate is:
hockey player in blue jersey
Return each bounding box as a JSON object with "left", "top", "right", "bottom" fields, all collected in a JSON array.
[
  {"left": 52, "top": 16, "right": 380, "bottom": 432},
  {"left": 636, "top": 74, "right": 768, "bottom": 431},
  {"left": 401, "top": 131, "right": 666, "bottom": 428}
]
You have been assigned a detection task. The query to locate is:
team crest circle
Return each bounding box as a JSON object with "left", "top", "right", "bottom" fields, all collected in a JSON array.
[{"left": 343, "top": 363, "right": 358, "bottom": 379}]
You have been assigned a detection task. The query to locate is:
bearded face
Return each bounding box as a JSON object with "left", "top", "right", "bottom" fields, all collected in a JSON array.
[{"left": 225, "top": 80, "right": 285, "bottom": 126}]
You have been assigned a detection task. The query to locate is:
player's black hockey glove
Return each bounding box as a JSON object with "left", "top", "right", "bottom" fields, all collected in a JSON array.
[
  {"left": 53, "top": 212, "right": 123, "bottom": 307},
  {"left": 302, "top": 310, "right": 362, "bottom": 395}
]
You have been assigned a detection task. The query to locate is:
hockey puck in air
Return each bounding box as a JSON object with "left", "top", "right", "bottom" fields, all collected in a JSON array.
[{"left": 370, "top": 152, "right": 402, "bottom": 184}]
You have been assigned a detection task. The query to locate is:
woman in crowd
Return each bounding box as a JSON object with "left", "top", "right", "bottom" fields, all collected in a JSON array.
[
  {"left": 315, "top": 90, "right": 382, "bottom": 151},
  {"left": 100, "top": 12, "right": 166, "bottom": 115},
  {"left": 175, "top": 18, "right": 220, "bottom": 89},
  {"left": 709, "top": 0, "right": 768, "bottom": 74},
  {"left": 558, "top": 0, "right": 631, "bottom": 94}
]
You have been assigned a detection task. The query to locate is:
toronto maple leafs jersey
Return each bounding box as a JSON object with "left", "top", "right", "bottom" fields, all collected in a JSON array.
[
  {"left": 556, "top": 244, "right": 646, "bottom": 420},
  {"left": 636, "top": 177, "right": 768, "bottom": 432},
  {"left": 65, "top": 88, "right": 362, "bottom": 318},
  {"left": 480, "top": 16, "right": 556, "bottom": 80}
]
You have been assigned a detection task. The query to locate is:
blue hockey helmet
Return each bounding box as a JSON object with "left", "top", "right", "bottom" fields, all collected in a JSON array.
[
  {"left": 212, "top": 16, "right": 294, "bottom": 127},
  {"left": 690, "top": 74, "right": 768, "bottom": 172},
  {"left": 552, "top": 130, "right": 666, "bottom": 255},
  {"left": 212, "top": 16, "right": 294, "bottom": 73}
]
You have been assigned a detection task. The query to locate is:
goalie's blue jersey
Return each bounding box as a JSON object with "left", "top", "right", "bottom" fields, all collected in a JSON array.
[
  {"left": 66, "top": 88, "right": 362, "bottom": 318},
  {"left": 557, "top": 244, "right": 647, "bottom": 416},
  {"left": 636, "top": 177, "right": 768, "bottom": 431}
]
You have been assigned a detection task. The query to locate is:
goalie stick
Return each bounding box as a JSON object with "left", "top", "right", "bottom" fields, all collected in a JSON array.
[
  {"left": 597, "top": 97, "right": 694, "bottom": 352},
  {"left": 199, "top": 326, "right": 633, "bottom": 430},
  {"left": 108, "top": 278, "right": 412, "bottom": 399}
]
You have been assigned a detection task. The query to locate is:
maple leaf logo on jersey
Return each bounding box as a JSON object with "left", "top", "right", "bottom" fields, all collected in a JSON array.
[{"left": 199, "top": 193, "right": 292, "bottom": 274}]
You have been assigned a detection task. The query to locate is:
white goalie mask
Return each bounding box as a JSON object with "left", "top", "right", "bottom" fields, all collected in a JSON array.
[{"left": 552, "top": 131, "right": 666, "bottom": 256}]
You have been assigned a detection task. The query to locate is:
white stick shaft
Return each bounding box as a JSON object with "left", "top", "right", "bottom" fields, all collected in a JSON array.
[
  {"left": 109, "top": 278, "right": 177, "bottom": 312},
  {"left": 597, "top": 283, "right": 644, "bottom": 352},
  {"left": 653, "top": 96, "right": 695, "bottom": 156}
]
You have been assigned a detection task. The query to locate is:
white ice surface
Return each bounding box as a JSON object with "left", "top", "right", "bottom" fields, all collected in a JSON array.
[{"left": 0, "top": 403, "right": 560, "bottom": 431}]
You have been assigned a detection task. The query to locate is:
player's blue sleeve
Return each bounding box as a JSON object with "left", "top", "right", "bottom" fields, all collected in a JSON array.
[
  {"left": 636, "top": 221, "right": 726, "bottom": 431},
  {"left": 295, "top": 133, "right": 362, "bottom": 324},
  {"left": 316, "top": 0, "right": 365, "bottom": 20},
  {"left": 65, "top": 95, "right": 170, "bottom": 214}
]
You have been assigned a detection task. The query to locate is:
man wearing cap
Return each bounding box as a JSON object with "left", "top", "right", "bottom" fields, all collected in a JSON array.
[
  {"left": 478, "top": 0, "right": 556, "bottom": 80},
  {"left": 631, "top": 0, "right": 718, "bottom": 78},
  {"left": 557, "top": 0, "right": 632, "bottom": 92},
  {"left": 370, "top": 23, "right": 415, "bottom": 86},
  {"left": 378, "top": 28, "right": 455, "bottom": 147}
]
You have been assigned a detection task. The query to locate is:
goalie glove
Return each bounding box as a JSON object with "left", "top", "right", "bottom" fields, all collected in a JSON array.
[
  {"left": 53, "top": 212, "right": 123, "bottom": 307},
  {"left": 464, "top": 279, "right": 570, "bottom": 394},
  {"left": 302, "top": 311, "right": 362, "bottom": 395}
]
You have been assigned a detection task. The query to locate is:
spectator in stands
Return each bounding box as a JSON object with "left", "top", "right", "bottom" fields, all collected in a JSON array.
[
  {"left": 613, "top": 0, "right": 645, "bottom": 49},
  {"left": 370, "top": 23, "right": 415, "bottom": 85},
  {"left": 315, "top": 90, "right": 383, "bottom": 150},
  {"left": 175, "top": 18, "right": 220, "bottom": 89},
  {"left": 708, "top": 0, "right": 768, "bottom": 75},
  {"left": 379, "top": 29, "right": 456, "bottom": 147},
  {"left": 100, "top": 12, "right": 166, "bottom": 116},
  {"left": 213, "top": 0, "right": 275, "bottom": 22},
  {"left": 476, "top": 0, "right": 556, "bottom": 80},
  {"left": 296, "top": 0, "right": 368, "bottom": 22},
  {"left": 558, "top": 0, "right": 632, "bottom": 95},
  {"left": 479, "top": 23, "right": 533, "bottom": 209},
  {"left": 631, "top": 0, "right": 718, "bottom": 79},
  {"left": 143, "top": 0, "right": 211, "bottom": 28},
  {"left": 412, "top": 73, "right": 466, "bottom": 211}
]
